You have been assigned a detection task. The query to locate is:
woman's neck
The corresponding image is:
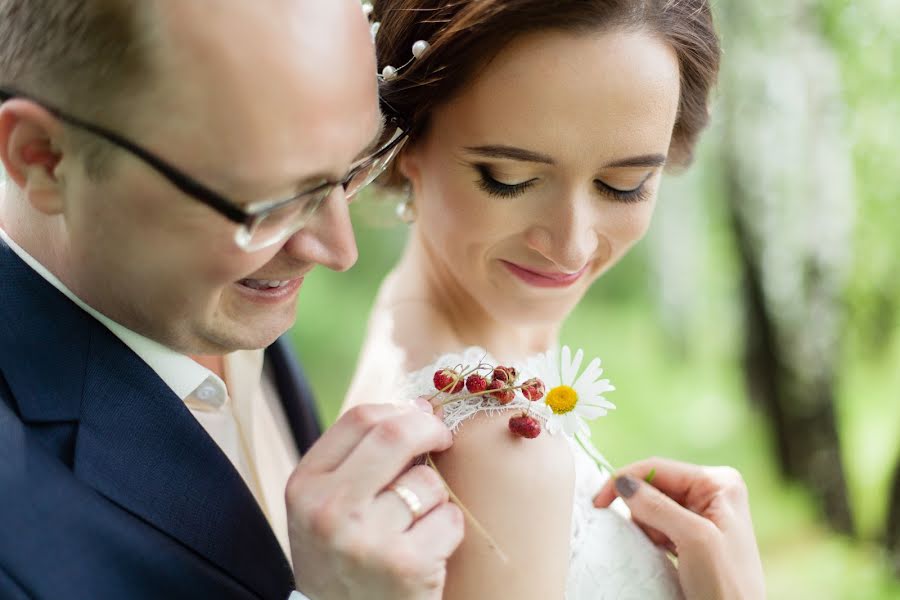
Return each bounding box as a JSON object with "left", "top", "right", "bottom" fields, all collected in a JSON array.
[{"left": 388, "top": 229, "right": 560, "bottom": 362}]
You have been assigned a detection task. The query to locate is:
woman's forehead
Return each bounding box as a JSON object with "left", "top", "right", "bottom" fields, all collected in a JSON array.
[{"left": 429, "top": 29, "right": 681, "bottom": 165}]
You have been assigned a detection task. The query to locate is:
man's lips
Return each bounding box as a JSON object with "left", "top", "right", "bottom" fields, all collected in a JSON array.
[
  {"left": 235, "top": 276, "right": 305, "bottom": 302},
  {"left": 501, "top": 260, "right": 588, "bottom": 288}
]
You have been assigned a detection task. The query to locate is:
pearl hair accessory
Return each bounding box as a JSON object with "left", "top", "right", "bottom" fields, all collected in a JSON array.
[{"left": 361, "top": 2, "right": 431, "bottom": 81}]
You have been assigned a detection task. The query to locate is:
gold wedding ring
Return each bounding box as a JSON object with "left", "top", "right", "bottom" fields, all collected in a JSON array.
[{"left": 389, "top": 483, "right": 425, "bottom": 520}]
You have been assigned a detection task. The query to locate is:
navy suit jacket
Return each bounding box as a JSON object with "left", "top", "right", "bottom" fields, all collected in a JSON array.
[{"left": 0, "top": 239, "right": 323, "bottom": 599}]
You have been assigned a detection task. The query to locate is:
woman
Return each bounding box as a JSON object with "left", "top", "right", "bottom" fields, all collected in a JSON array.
[{"left": 344, "top": 1, "right": 765, "bottom": 598}]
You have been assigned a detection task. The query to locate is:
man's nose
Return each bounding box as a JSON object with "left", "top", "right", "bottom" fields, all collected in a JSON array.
[{"left": 279, "top": 186, "right": 359, "bottom": 272}]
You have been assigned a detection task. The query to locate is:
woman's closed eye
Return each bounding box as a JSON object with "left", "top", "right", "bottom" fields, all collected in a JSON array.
[
  {"left": 474, "top": 162, "right": 654, "bottom": 203},
  {"left": 594, "top": 176, "right": 652, "bottom": 204},
  {"left": 475, "top": 164, "right": 538, "bottom": 199}
]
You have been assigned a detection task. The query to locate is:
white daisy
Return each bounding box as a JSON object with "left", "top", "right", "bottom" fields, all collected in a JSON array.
[{"left": 526, "top": 346, "right": 616, "bottom": 437}]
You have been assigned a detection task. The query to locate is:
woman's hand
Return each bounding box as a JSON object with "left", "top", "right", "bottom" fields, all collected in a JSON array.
[{"left": 593, "top": 457, "right": 765, "bottom": 600}]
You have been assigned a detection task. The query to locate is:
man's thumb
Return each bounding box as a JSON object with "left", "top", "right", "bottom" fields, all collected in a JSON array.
[{"left": 614, "top": 475, "right": 711, "bottom": 546}]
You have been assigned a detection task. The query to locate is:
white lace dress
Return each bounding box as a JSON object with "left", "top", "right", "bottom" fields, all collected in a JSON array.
[{"left": 402, "top": 347, "right": 684, "bottom": 600}]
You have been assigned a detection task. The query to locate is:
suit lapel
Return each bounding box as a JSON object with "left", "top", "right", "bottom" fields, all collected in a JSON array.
[
  {"left": 265, "top": 338, "right": 322, "bottom": 456},
  {"left": 0, "top": 241, "right": 294, "bottom": 599}
]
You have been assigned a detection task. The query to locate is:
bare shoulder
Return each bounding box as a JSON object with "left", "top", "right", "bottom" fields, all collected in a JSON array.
[{"left": 433, "top": 411, "right": 575, "bottom": 599}]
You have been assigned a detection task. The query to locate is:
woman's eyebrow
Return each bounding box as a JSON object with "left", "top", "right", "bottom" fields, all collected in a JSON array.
[
  {"left": 463, "top": 146, "right": 667, "bottom": 170},
  {"left": 463, "top": 145, "right": 555, "bottom": 164},
  {"left": 602, "top": 154, "right": 667, "bottom": 168}
]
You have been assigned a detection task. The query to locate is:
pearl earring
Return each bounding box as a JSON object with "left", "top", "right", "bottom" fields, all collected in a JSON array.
[{"left": 396, "top": 193, "right": 416, "bottom": 224}]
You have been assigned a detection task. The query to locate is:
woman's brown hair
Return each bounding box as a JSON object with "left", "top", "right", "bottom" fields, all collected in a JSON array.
[{"left": 373, "top": 0, "right": 720, "bottom": 185}]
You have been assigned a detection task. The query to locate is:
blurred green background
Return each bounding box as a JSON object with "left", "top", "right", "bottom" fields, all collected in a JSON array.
[
  {"left": 1, "top": 0, "right": 893, "bottom": 597},
  {"left": 292, "top": 1, "right": 900, "bottom": 598}
]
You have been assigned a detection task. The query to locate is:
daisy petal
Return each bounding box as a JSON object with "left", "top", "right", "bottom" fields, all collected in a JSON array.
[
  {"left": 546, "top": 416, "right": 562, "bottom": 435},
  {"left": 573, "top": 357, "right": 603, "bottom": 390},
  {"left": 576, "top": 404, "right": 608, "bottom": 420},
  {"left": 583, "top": 380, "right": 615, "bottom": 396},
  {"left": 562, "top": 412, "right": 581, "bottom": 436},
  {"left": 562, "top": 346, "right": 584, "bottom": 386},
  {"left": 544, "top": 349, "right": 561, "bottom": 389}
]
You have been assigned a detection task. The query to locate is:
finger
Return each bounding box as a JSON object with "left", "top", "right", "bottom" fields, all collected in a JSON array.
[
  {"left": 368, "top": 465, "right": 449, "bottom": 532},
  {"left": 610, "top": 474, "right": 714, "bottom": 549},
  {"left": 414, "top": 394, "right": 444, "bottom": 419},
  {"left": 594, "top": 457, "right": 704, "bottom": 508},
  {"left": 298, "top": 404, "right": 405, "bottom": 473},
  {"left": 631, "top": 517, "right": 673, "bottom": 548},
  {"left": 403, "top": 502, "right": 465, "bottom": 562},
  {"left": 335, "top": 409, "right": 453, "bottom": 500},
  {"left": 414, "top": 396, "right": 435, "bottom": 414}
]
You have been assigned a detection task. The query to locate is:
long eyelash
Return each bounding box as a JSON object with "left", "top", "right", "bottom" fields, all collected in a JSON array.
[
  {"left": 595, "top": 179, "right": 651, "bottom": 204},
  {"left": 475, "top": 165, "right": 535, "bottom": 199}
]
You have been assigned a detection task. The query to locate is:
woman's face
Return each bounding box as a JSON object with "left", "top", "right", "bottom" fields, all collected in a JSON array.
[{"left": 401, "top": 28, "right": 681, "bottom": 326}]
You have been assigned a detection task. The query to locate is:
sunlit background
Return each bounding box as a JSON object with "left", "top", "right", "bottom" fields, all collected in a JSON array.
[{"left": 292, "top": 1, "right": 900, "bottom": 598}]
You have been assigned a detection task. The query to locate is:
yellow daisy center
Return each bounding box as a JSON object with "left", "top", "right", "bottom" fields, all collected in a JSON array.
[{"left": 546, "top": 385, "right": 578, "bottom": 414}]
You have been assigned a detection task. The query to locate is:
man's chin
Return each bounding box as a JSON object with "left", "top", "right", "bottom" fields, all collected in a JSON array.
[{"left": 192, "top": 315, "right": 296, "bottom": 354}]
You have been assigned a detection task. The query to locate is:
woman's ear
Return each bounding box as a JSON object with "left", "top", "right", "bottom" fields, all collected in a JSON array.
[
  {"left": 0, "top": 99, "right": 67, "bottom": 215},
  {"left": 397, "top": 144, "right": 423, "bottom": 197}
]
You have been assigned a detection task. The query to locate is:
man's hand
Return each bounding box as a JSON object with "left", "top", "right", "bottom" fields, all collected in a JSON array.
[{"left": 286, "top": 403, "right": 464, "bottom": 600}]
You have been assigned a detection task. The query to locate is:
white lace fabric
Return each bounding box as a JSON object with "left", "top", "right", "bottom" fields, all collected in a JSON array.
[{"left": 402, "top": 347, "right": 684, "bottom": 600}]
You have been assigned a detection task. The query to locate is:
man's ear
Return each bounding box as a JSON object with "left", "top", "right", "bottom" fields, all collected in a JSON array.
[{"left": 0, "top": 99, "right": 67, "bottom": 216}]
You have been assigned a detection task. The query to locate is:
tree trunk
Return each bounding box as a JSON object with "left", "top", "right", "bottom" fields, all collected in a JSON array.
[
  {"left": 886, "top": 455, "right": 900, "bottom": 576},
  {"left": 719, "top": 0, "right": 856, "bottom": 534}
]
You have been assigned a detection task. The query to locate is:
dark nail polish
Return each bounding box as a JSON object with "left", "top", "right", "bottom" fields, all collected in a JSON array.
[{"left": 615, "top": 475, "right": 639, "bottom": 499}]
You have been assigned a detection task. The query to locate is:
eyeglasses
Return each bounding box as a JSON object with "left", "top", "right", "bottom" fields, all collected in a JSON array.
[{"left": 0, "top": 86, "right": 407, "bottom": 252}]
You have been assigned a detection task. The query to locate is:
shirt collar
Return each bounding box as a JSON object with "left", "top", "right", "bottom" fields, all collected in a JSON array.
[{"left": 0, "top": 226, "right": 222, "bottom": 401}]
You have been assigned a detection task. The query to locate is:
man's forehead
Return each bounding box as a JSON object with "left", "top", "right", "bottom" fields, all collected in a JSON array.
[{"left": 144, "top": 0, "right": 380, "bottom": 187}]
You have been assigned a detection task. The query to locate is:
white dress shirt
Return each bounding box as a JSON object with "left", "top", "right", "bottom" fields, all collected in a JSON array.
[{"left": 1, "top": 228, "right": 312, "bottom": 599}]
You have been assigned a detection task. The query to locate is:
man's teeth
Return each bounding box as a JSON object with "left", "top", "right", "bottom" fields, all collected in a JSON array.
[{"left": 241, "top": 279, "right": 292, "bottom": 290}]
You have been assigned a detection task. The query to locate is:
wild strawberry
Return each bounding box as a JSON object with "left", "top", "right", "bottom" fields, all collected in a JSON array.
[
  {"left": 508, "top": 413, "right": 541, "bottom": 438},
  {"left": 433, "top": 368, "right": 464, "bottom": 393},
  {"left": 492, "top": 366, "right": 518, "bottom": 384},
  {"left": 488, "top": 378, "right": 515, "bottom": 405},
  {"left": 521, "top": 377, "right": 546, "bottom": 401},
  {"left": 465, "top": 373, "right": 489, "bottom": 394}
]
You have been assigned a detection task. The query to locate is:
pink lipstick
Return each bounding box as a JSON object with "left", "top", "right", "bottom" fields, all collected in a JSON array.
[{"left": 501, "top": 260, "right": 587, "bottom": 288}]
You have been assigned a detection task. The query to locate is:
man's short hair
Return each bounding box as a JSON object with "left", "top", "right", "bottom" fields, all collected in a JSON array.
[{"left": 0, "top": 0, "right": 155, "bottom": 176}]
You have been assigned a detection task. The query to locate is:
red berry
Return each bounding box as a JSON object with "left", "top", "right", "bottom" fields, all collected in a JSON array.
[
  {"left": 521, "top": 377, "right": 546, "bottom": 401},
  {"left": 492, "top": 366, "right": 517, "bottom": 384},
  {"left": 488, "top": 379, "right": 515, "bottom": 405},
  {"left": 509, "top": 413, "right": 541, "bottom": 438},
  {"left": 433, "top": 368, "right": 464, "bottom": 393},
  {"left": 465, "top": 373, "right": 488, "bottom": 394}
]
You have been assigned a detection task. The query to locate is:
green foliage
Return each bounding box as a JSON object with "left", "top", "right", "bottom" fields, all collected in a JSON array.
[
  {"left": 819, "top": 0, "right": 900, "bottom": 359},
  {"left": 287, "top": 1, "right": 900, "bottom": 596}
]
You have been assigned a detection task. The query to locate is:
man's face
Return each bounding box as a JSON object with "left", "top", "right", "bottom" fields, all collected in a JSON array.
[{"left": 56, "top": 0, "right": 380, "bottom": 353}]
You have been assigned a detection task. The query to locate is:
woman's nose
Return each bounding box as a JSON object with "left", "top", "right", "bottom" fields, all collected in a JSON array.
[{"left": 525, "top": 190, "right": 600, "bottom": 272}]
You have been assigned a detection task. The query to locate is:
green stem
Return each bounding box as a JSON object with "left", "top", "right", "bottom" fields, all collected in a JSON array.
[
  {"left": 574, "top": 431, "right": 617, "bottom": 475},
  {"left": 430, "top": 384, "right": 531, "bottom": 407}
]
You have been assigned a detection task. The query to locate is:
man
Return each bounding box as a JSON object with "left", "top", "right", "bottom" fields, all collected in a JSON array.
[{"left": 0, "top": 1, "right": 462, "bottom": 599}]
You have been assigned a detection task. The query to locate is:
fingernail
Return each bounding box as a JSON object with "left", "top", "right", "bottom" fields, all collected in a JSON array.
[
  {"left": 615, "top": 475, "right": 639, "bottom": 499},
  {"left": 414, "top": 397, "right": 434, "bottom": 413}
]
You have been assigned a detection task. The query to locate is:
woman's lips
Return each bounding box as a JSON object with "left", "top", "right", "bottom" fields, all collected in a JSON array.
[{"left": 501, "top": 260, "right": 587, "bottom": 288}]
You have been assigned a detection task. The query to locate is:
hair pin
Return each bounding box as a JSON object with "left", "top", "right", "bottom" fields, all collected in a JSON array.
[{"left": 362, "top": 3, "right": 430, "bottom": 81}]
